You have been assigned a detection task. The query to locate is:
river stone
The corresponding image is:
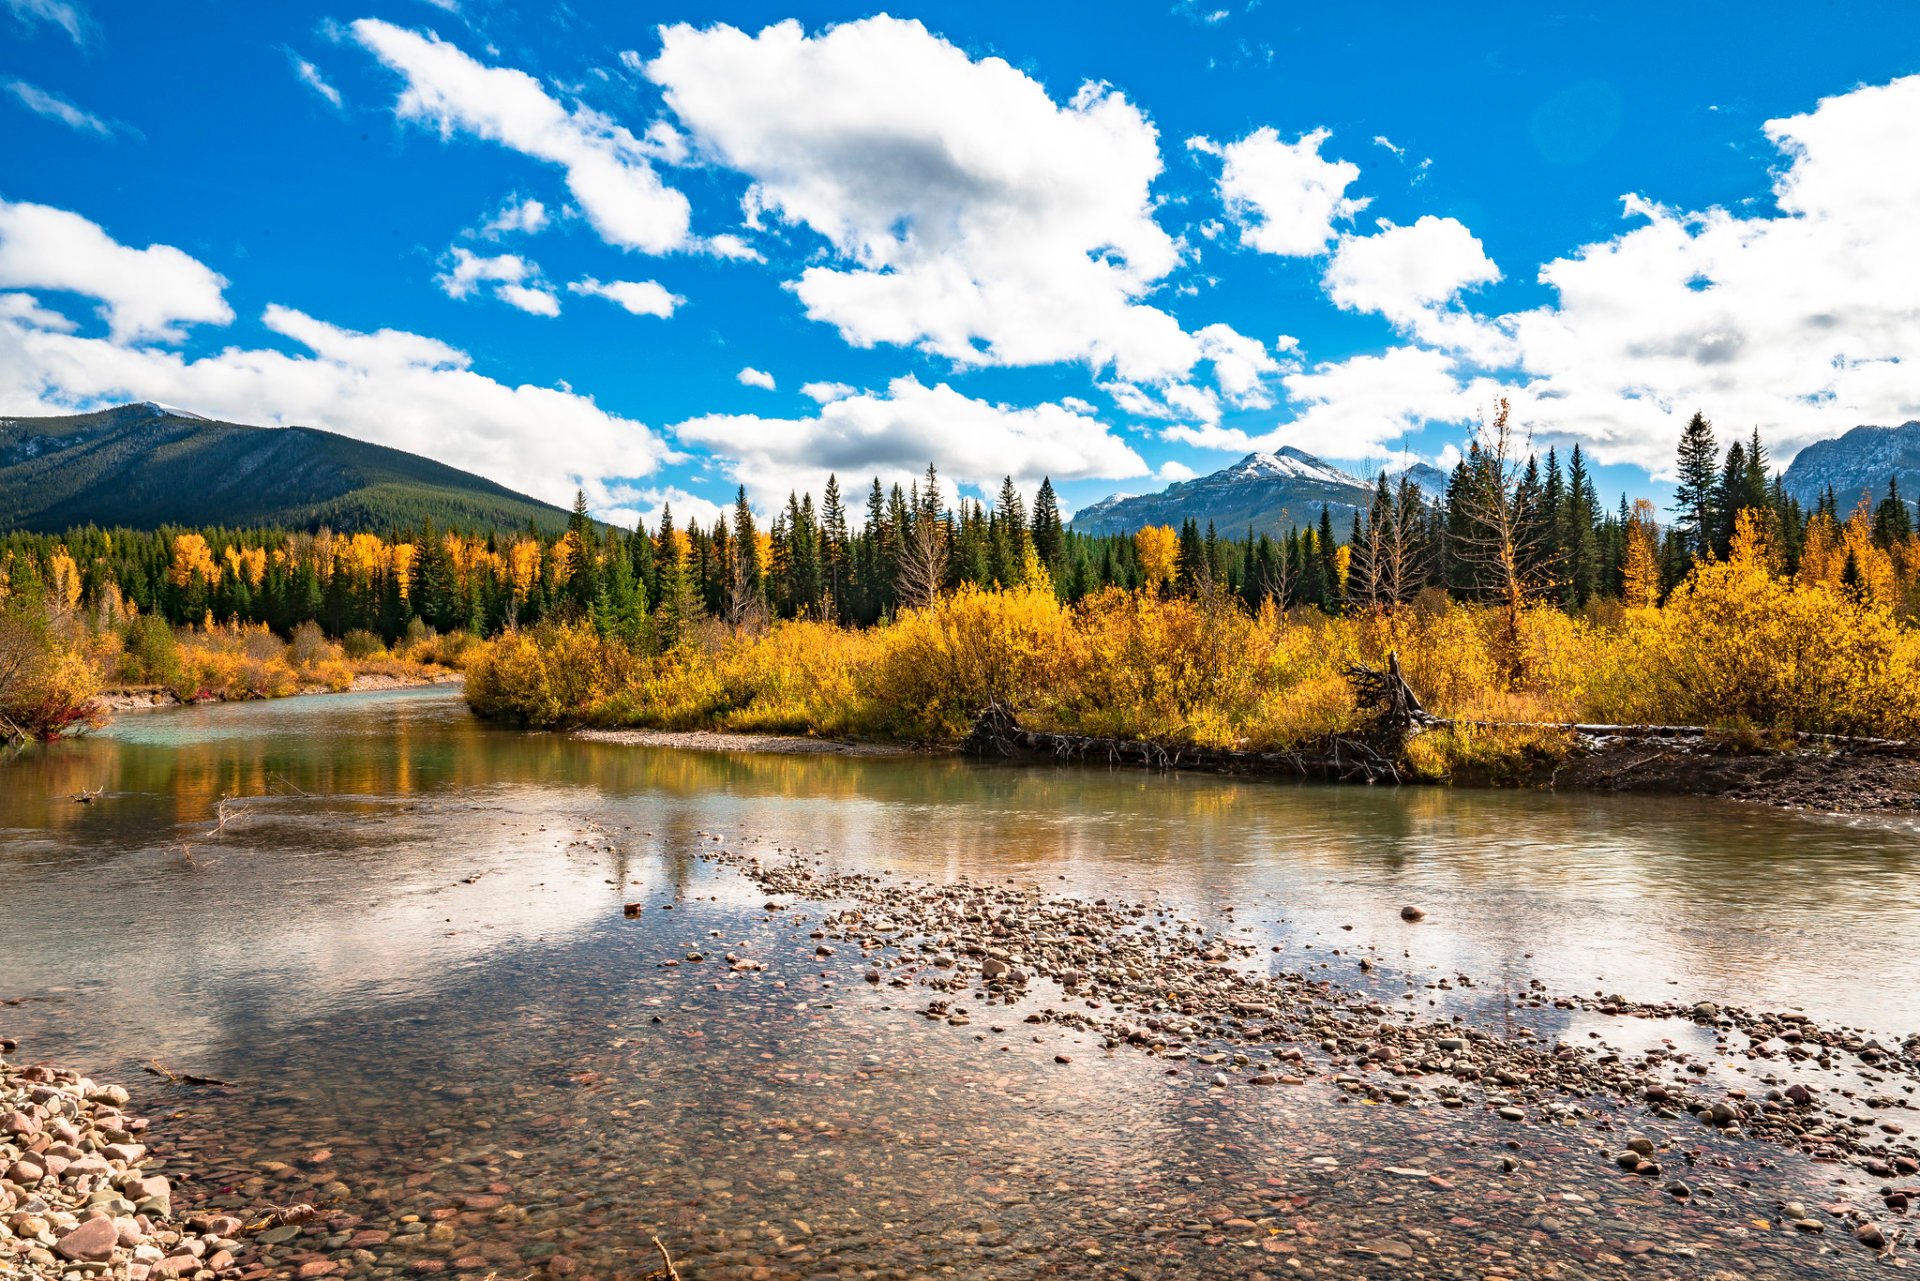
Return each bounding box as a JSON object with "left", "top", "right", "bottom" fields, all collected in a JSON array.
[{"left": 54, "top": 1216, "right": 119, "bottom": 1262}]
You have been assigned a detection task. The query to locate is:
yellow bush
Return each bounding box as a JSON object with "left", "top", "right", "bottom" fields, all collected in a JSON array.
[{"left": 867, "top": 584, "right": 1075, "bottom": 740}]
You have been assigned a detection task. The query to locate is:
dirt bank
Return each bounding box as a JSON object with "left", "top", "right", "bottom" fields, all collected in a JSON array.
[{"left": 1555, "top": 736, "right": 1920, "bottom": 813}]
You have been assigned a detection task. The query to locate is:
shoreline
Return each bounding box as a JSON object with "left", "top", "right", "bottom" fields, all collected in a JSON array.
[
  {"left": 572, "top": 719, "right": 1920, "bottom": 815},
  {"left": 571, "top": 726, "right": 921, "bottom": 757},
  {"left": 92, "top": 671, "right": 464, "bottom": 716},
  {"left": 0, "top": 1052, "right": 271, "bottom": 1279}
]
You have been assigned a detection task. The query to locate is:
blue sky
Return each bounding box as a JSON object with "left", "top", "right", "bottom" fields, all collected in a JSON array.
[{"left": 4, "top": 0, "right": 1919, "bottom": 528}]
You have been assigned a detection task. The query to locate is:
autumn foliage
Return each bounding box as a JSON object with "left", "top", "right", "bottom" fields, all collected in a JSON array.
[{"left": 464, "top": 507, "right": 1920, "bottom": 758}]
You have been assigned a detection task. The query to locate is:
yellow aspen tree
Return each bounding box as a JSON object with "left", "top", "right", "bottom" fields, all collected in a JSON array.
[
  {"left": 1134, "top": 525, "right": 1179, "bottom": 592},
  {"left": 1622, "top": 499, "right": 1662, "bottom": 608}
]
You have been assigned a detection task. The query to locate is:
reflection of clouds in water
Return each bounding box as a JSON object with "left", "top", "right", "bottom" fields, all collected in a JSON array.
[{"left": 7, "top": 687, "right": 1920, "bottom": 1063}]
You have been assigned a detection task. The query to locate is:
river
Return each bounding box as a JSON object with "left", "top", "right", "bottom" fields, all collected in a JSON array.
[{"left": 3, "top": 687, "right": 1914, "bottom": 1278}]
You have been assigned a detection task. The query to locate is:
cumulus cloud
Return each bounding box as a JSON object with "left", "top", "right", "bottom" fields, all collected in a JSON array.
[
  {"left": 1195, "top": 322, "right": 1280, "bottom": 407},
  {"left": 702, "top": 232, "right": 763, "bottom": 262},
  {"left": 479, "top": 196, "right": 548, "bottom": 237},
  {"left": 0, "top": 291, "right": 75, "bottom": 331},
  {"left": 1190, "top": 126, "right": 1366, "bottom": 256},
  {"left": 4, "top": 78, "right": 114, "bottom": 135},
  {"left": 1157, "top": 459, "right": 1197, "bottom": 482},
  {"left": 597, "top": 484, "right": 726, "bottom": 533},
  {"left": 0, "top": 200, "right": 668, "bottom": 509},
  {"left": 568, "top": 277, "right": 682, "bottom": 318},
  {"left": 1490, "top": 75, "right": 1920, "bottom": 469},
  {"left": 736, "top": 366, "right": 775, "bottom": 390},
  {"left": 289, "top": 56, "right": 343, "bottom": 109},
  {"left": 647, "top": 16, "right": 1199, "bottom": 383},
  {"left": 0, "top": 198, "right": 231, "bottom": 341},
  {"left": 436, "top": 247, "right": 559, "bottom": 315},
  {"left": 1, "top": 303, "right": 668, "bottom": 507},
  {"left": 1324, "top": 216, "right": 1500, "bottom": 323},
  {"left": 1223, "top": 74, "right": 1920, "bottom": 473},
  {"left": 671, "top": 374, "right": 1148, "bottom": 508},
  {"left": 800, "top": 380, "right": 855, "bottom": 403},
  {"left": 353, "top": 18, "right": 691, "bottom": 253},
  {"left": 1164, "top": 345, "right": 1491, "bottom": 461}
]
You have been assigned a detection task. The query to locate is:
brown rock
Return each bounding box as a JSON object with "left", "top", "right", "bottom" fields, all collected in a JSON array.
[{"left": 55, "top": 1215, "right": 121, "bottom": 1263}]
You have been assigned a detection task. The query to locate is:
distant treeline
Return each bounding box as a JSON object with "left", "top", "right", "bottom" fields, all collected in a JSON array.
[{"left": 3, "top": 408, "right": 1917, "bottom": 643}]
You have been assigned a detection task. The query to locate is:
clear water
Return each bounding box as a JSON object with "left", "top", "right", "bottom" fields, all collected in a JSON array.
[{"left": 3, "top": 688, "right": 1913, "bottom": 1279}]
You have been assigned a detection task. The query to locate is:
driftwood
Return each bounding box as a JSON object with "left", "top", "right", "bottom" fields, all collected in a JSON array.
[
  {"left": 1343, "top": 652, "right": 1433, "bottom": 731},
  {"left": 143, "top": 1059, "right": 238, "bottom": 1088}
]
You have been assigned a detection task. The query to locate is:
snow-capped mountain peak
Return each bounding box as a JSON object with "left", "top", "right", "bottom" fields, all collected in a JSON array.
[{"left": 1227, "top": 449, "right": 1363, "bottom": 489}]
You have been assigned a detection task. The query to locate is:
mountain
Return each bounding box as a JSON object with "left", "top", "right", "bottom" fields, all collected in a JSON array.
[
  {"left": 1780, "top": 421, "right": 1920, "bottom": 513},
  {"left": 1069, "top": 448, "right": 1449, "bottom": 538},
  {"left": 0, "top": 403, "right": 575, "bottom": 534}
]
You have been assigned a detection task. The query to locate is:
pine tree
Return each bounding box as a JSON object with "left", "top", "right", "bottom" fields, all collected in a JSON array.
[
  {"left": 821, "top": 474, "right": 849, "bottom": 619},
  {"left": 565, "top": 489, "right": 598, "bottom": 617},
  {"left": 1031, "top": 477, "right": 1065, "bottom": 573},
  {"left": 1874, "top": 477, "right": 1913, "bottom": 548},
  {"left": 1673, "top": 410, "right": 1719, "bottom": 559}
]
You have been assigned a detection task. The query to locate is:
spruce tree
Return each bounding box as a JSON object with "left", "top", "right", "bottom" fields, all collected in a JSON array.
[
  {"left": 1673, "top": 410, "right": 1719, "bottom": 559},
  {"left": 1031, "top": 477, "right": 1066, "bottom": 572}
]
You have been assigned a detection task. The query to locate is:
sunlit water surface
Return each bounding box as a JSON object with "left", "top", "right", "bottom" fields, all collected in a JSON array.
[{"left": 4, "top": 688, "right": 1917, "bottom": 1279}]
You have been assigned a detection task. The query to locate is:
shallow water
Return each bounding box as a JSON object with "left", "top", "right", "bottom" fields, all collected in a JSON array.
[{"left": 3, "top": 688, "right": 1915, "bottom": 1278}]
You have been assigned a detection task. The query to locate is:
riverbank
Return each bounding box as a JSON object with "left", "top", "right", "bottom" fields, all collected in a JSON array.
[
  {"left": 91, "top": 671, "right": 463, "bottom": 716},
  {"left": 577, "top": 717, "right": 1920, "bottom": 815},
  {"left": 573, "top": 726, "right": 917, "bottom": 757},
  {"left": 0, "top": 1052, "right": 268, "bottom": 1279}
]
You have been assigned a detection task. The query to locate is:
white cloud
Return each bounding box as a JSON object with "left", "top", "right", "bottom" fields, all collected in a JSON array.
[
  {"left": 3, "top": 0, "right": 84, "bottom": 44},
  {"left": 1190, "top": 126, "right": 1366, "bottom": 257},
  {"left": 1157, "top": 459, "right": 1197, "bottom": 482},
  {"left": 496, "top": 283, "right": 560, "bottom": 316},
  {"left": 1324, "top": 216, "right": 1500, "bottom": 324},
  {"left": 1194, "top": 322, "right": 1279, "bottom": 407},
  {"left": 480, "top": 196, "right": 548, "bottom": 237},
  {"left": 702, "top": 232, "right": 763, "bottom": 262},
  {"left": 290, "top": 56, "right": 343, "bottom": 109},
  {"left": 800, "top": 380, "right": 855, "bottom": 403},
  {"left": 647, "top": 16, "right": 1199, "bottom": 383},
  {"left": 4, "top": 78, "right": 112, "bottom": 134},
  {"left": 1492, "top": 73, "right": 1920, "bottom": 470},
  {"left": 1162, "top": 381, "right": 1221, "bottom": 424},
  {"left": 1164, "top": 345, "right": 1489, "bottom": 461},
  {"left": 598, "top": 484, "right": 726, "bottom": 533},
  {"left": 568, "top": 277, "right": 682, "bottom": 318},
  {"left": 0, "top": 291, "right": 75, "bottom": 331},
  {"left": 0, "top": 198, "right": 231, "bottom": 342},
  {"left": 353, "top": 18, "right": 691, "bottom": 253},
  {"left": 736, "top": 366, "right": 775, "bottom": 390},
  {"left": 436, "top": 247, "right": 558, "bottom": 315},
  {"left": 0, "top": 200, "right": 668, "bottom": 509},
  {"left": 1220, "top": 74, "right": 1920, "bottom": 475},
  {"left": 1372, "top": 135, "right": 1405, "bottom": 157},
  {"left": 0, "top": 303, "right": 668, "bottom": 509},
  {"left": 671, "top": 374, "right": 1148, "bottom": 509}
]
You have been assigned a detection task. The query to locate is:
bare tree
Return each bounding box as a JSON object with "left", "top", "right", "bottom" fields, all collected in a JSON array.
[
  {"left": 894, "top": 463, "right": 949, "bottom": 609},
  {"left": 1453, "top": 399, "right": 1558, "bottom": 659},
  {"left": 1350, "top": 476, "right": 1430, "bottom": 612}
]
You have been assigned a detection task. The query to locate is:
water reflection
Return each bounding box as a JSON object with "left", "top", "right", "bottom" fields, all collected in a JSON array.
[{"left": 1, "top": 689, "right": 1911, "bottom": 1279}]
